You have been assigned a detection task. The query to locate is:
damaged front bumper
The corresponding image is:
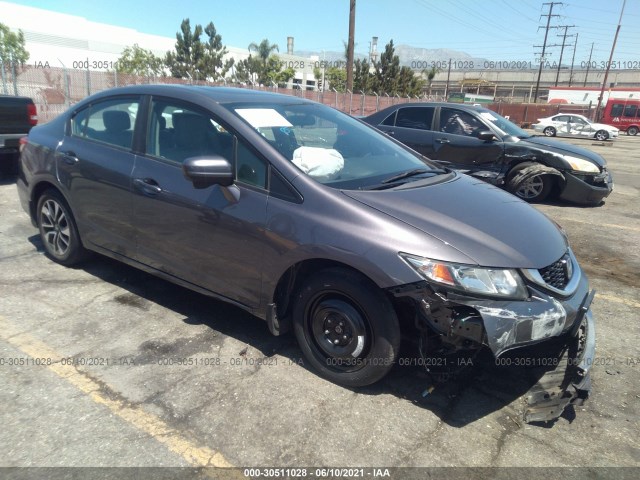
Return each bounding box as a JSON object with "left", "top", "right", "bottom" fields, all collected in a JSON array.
[
  {"left": 390, "top": 259, "right": 596, "bottom": 422},
  {"left": 559, "top": 168, "right": 613, "bottom": 205}
]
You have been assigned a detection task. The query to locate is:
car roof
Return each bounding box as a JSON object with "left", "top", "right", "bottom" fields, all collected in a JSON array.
[{"left": 80, "top": 84, "right": 312, "bottom": 106}]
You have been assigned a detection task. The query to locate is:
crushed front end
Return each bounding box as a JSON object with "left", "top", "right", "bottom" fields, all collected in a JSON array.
[{"left": 391, "top": 248, "right": 596, "bottom": 423}]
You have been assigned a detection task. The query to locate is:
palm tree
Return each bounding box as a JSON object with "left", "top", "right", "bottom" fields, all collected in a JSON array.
[
  {"left": 422, "top": 66, "right": 440, "bottom": 96},
  {"left": 248, "top": 39, "right": 279, "bottom": 68}
]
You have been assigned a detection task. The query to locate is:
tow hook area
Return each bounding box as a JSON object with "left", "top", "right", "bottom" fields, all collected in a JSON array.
[{"left": 524, "top": 304, "right": 595, "bottom": 423}]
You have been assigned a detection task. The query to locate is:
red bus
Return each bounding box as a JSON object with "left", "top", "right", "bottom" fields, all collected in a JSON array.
[{"left": 601, "top": 98, "right": 640, "bottom": 136}]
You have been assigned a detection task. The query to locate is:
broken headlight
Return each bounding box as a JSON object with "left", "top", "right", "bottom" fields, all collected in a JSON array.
[
  {"left": 564, "top": 155, "right": 600, "bottom": 173},
  {"left": 400, "top": 254, "right": 528, "bottom": 300}
]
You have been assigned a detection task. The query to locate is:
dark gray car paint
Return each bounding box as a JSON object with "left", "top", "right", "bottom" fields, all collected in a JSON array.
[{"left": 17, "top": 86, "right": 595, "bottom": 396}]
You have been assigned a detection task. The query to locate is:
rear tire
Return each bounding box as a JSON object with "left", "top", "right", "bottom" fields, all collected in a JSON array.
[
  {"left": 506, "top": 163, "right": 553, "bottom": 203},
  {"left": 293, "top": 268, "right": 401, "bottom": 387},
  {"left": 36, "top": 189, "right": 88, "bottom": 266},
  {"left": 594, "top": 130, "right": 609, "bottom": 141},
  {"left": 543, "top": 127, "right": 556, "bottom": 137},
  {"left": 627, "top": 126, "right": 638, "bottom": 136}
]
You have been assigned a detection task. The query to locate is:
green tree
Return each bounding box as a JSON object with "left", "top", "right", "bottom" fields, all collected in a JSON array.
[
  {"left": 200, "top": 22, "right": 234, "bottom": 81},
  {"left": 165, "top": 19, "right": 204, "bottom": 79},
  {"left": 0, "top": 23, "right": 29, "bottom": 66},
  {"left": 116, "top": 44, "right": 164, "bottom": 77},
  {"left": 422, "top": 66, "right": 440, "bottom": 95},
  {"left": 397, "top": 66, "right": 425, "bottom": 96},
  {"left": 353, "top": 58, "right": 371, "bottom": 92},
  {"left": 371, "top": 40, "right": 400, "bottom": 95},
  {"left": 233, "top": 55, "right": 261, "bottom": 83},
  {"left": 326, "top": 67, "right": 346, "bottom": 92},
  {"left": 248, "top": 39, "right": 279, "bottom": 69},
  {"left": 165, "top": 19, "right": 232, "bottom": 81}
]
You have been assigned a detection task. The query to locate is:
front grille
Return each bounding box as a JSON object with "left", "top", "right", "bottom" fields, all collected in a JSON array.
[{"left": 538, "top": 255, "right": 571, "bottom": 289}]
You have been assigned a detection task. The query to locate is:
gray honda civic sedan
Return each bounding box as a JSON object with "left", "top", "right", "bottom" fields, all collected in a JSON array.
[{"left": 18, "top": 85, "right": 595, "bottom": 422}]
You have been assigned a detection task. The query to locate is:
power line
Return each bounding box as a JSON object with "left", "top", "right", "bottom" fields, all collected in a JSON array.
[
  {"left": 555, "top": 25, "right": 575, "bottom": 86},
  {"left": 534, "top": 2, "right": 562, "bottom": 102}
]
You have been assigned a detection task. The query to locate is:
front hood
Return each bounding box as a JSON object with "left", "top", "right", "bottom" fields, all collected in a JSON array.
[
  {"left": 522, "top": 136, "right": 606, "bottom": 167},
  {"left": 591, "top": 122, "right": 618, "bottom": 131},
  {"left": 343, "top": 175, "right": 567, "bottom": 269}
]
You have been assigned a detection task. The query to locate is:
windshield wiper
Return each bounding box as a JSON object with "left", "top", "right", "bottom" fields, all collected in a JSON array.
[{"left": 381, "top": 168, "right": 445, "bottom": 184}]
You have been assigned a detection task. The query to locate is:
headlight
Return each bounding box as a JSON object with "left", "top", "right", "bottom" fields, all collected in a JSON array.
[
  {"left": 400, "top": 254, "right": 528, "bottom": 299},
  {"left": 564, "top": 155, "right": 600, "bottom": 173}
]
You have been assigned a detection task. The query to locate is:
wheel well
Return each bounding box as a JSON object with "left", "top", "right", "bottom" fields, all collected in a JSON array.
[
  {"left": 506, "top": 161, "right": 562, "bottom": 187},
  {"left": 30, "top": 181, "right": 61, "bottom": 221},
  {"left": 272, "top": 259, "right": 386, "bottom": 321}
]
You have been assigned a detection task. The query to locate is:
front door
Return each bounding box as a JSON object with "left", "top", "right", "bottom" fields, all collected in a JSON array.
[
  {"left": 430, "top": 107, "right": 504, "bottom": 175},
  {"left": 131, "top": 97, "right": 269, "bottom": 308}
]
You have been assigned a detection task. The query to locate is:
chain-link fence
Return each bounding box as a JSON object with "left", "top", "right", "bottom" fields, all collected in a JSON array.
[
  {"left": 3, "top": 64, "right": 591, "bottom": 125},
  {"left": 3, "top": 64, "right": 448, "bottom": 123}
]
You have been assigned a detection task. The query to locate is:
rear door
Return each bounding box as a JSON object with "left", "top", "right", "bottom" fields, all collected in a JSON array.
[
  {"left": 56, "top": 95, "right": 141, "bottom": 255},
  {"left": 131, "top": 96, "right": 268, "bottom": 308},
  {"left": 430, "top": 106, "right": 504, "bottom": 174},
  {"left": 374, "top": 106, "right": 435, "bottom": 157}
]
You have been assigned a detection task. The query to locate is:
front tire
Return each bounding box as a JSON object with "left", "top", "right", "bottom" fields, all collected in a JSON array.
[
  {"left": 595, "top": 130, "right": 609, "bottom": 141},
  {"left": 627, "top": 126, "right": 638, "bottom": 136},
  {"left": 37, "top": 189, "right": 88, "bottom": 266},
  {"left": 506, "top": 163, "right": 553, "bottom": 203},
  {"left": 543, "top": 127, "right": 556, "bottom": 137},
  {"left": 293, "top": 268, "right": 401, "bottom": 387}
]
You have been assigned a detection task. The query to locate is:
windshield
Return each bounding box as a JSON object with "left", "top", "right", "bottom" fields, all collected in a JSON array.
[
  {"left": 476, "top": 108, "right": 530, "bottom": 139},
  {"left": 226, "top": 102, "right": 445, "bottom": 190}
]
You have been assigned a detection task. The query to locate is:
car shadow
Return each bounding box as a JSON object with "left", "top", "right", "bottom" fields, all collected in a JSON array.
[{"left": 29, "top": 236, "right": 561, "bottom": 429}]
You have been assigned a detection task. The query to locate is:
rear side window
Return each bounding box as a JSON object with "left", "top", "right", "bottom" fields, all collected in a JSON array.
[
  {"left": 610, "top": 103, "right": 624, "bottom": 117},
  {"left": 623, "top": 105, "right": 638, "bottom": 118},
  {"left": 71, "top": 97, "right": 140, "bottom": 149},
  {"left": 395, "top": 107, "right": 434, "bottom": 130}
]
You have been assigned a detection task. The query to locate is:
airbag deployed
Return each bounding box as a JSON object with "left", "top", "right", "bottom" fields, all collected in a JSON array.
[{"left": 292, "top": 146, "right": 344, "bottom": 181}]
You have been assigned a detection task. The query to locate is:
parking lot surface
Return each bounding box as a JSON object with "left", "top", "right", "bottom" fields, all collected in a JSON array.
[{"left": 0, "top": 134, "right": 638, "bottom": 476}]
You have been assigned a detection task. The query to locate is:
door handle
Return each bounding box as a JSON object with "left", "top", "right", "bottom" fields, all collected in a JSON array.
[
  {"left": 133, "top": 178, "right": 162, "bottom": 195},
  {"left": 387, "top": 130, "right": 395, "bottom": 136},
  {"left": 61, "top": 151, "right": 79, "bottom": 165},
  {"left": 436, "top": 138, "right": 450, "bottom": 144}
]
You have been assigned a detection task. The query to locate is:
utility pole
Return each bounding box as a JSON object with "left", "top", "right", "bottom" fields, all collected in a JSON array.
[
  {"left": 595, "top": 0, "right": 626, "bottom": 121},
  {"left": 568, "top": 32, "right": 578, "bottom": 86},
  {"left": 554, "top": 25, "right": 575, "bottom": 86},
  {"left": 346, "top": 0, "right": 356, "bottom": 92},
  {"left": 583, "top": 42, "right": 594, "bottom": 87},
  {"left": 533, "top": 2, "right": 561, "bottom": 103}
]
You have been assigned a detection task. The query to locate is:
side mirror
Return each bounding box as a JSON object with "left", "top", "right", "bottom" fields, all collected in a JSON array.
[
  {"left": 477, "top": 130, "right": 497, "bottom": 141},
  {"left": 183, "top": 156, "right": 234, "bottom": 189}
]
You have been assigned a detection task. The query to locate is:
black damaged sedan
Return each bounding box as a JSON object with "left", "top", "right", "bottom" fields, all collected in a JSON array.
[{"left": 364, "top": 103, "right": 613, "bottom": 205}]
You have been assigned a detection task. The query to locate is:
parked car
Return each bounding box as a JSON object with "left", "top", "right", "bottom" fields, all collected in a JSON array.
[
  {"left": 364, "top": 103, "right": 613, "bottom": 204},
  {"left": 0, "top": 94, "right": 38, "bottom": 176},
  {"left": 533, "top": 113, "right": 619, "bottom": 141},
  {"left": 18, "top": 85, "right": 595, "bottom": 422}
]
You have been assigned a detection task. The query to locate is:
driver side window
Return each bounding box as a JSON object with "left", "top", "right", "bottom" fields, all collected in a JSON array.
[{"left": 439, "top": 108, "right": 483, "bottom": 137}]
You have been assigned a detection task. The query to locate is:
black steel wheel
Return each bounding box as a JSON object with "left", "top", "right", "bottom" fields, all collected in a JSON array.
[
  {"left": 293, "top": 268, "right": 400, "bottom": 387},
  {"left": 37, "top": 189, "right": 88, "bottom": 265},
  {"left": 543, "top": 126, "right": 556, "bottom": 137}
]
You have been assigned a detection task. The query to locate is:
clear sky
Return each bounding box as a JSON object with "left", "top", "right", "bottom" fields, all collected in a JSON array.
[{"left": 10, "top": 0, "right": 640, "bottom": 64}]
